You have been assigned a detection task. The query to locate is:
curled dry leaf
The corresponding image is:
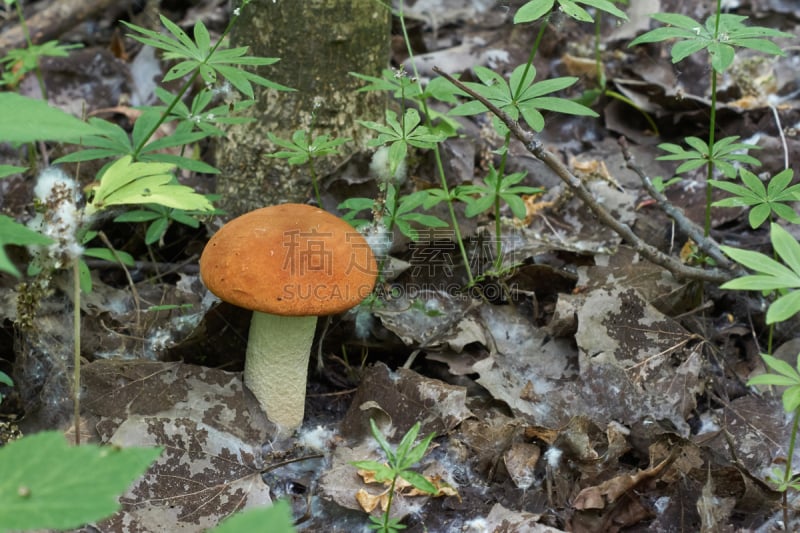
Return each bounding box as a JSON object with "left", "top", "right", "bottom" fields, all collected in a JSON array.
[{"left": 573, "top": 449, "right": 677, "bottom": 510}]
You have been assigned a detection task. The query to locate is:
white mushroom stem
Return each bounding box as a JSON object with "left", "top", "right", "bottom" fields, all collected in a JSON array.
[{"left": 244, "top": 311, "right": 317, "bottom": 432}]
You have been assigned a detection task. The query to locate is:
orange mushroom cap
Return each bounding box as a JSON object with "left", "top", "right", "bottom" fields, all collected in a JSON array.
[{"left": 200, "top": 204, "right": 378, "bottom": 316}]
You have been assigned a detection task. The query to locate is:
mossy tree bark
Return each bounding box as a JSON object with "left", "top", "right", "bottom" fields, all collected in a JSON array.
[{"left": 215, "top": 0, "right": 391, "bottom": 217}]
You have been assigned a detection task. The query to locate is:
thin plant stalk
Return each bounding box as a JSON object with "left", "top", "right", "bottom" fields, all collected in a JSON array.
[
  {"left": 396, "top": 5, "right": 474, "bottom": 285},
  {"left": 704, "top": 0, "right": 724, "bottom": 238},
  {"left": 72, "top": 257, "right": 81, "bottom": 445},
  {"left": 782, "top": 409, "right": 800, "bottom": 529}
]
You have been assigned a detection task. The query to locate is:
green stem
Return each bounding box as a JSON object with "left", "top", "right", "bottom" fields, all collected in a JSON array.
[
  {"left": 489, "top": 17, "right": 548, "bottom": 272},
  {"left": 512, "top": 12, "right": 549, "bottom": 101},
  {"left": 493, "top": 132, "right": 512, "bottom": 272},
  {"left": 705, "top": 0, "right": 723, "bottom": 238},
  {"left": 397, "top": 5, "right": 474, "bottom": 285},
  {"left": 72, "top": 258, "right": 81, "bottom": 445},
  {"left": 382, "top": 475, "right": 398, "bottom": 532}
]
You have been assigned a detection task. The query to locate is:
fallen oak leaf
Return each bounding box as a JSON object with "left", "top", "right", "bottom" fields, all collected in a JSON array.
[{"left": 572, "top": 448, "right": 678, "bottom": 510}]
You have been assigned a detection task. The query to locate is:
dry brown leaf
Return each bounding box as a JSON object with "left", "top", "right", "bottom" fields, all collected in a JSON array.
[{"left": 355, "top": 487, "right": 389, "bottom": 513}]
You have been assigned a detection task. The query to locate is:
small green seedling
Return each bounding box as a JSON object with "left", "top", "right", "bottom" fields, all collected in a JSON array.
[
  {"left": 351, "top": 419, "right": 437, "bottom": 533},
  {"left": 746, "top": 352, "right": 800, "bottom": 529},
  {"left": 266, "top": 129, "right": 351, "bottom": 206}
]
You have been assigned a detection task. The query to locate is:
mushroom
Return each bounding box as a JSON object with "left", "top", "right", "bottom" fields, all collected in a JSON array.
[{"left": 199, "top": 203, "right": 377, "bottom": 431}]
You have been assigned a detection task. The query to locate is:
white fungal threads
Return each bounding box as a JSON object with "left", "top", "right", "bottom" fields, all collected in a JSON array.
[
  {"left": 370, "top": 145, "right": 407, "bottom": 185},
  {"left": 29, "top": 167, "right": 84, "bottom": 267}
]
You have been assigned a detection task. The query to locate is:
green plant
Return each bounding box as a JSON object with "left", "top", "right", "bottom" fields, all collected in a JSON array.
[
  {"left": 746, "top": 353, "right": 800, "bottom": 528},
  {"left": 0, "top": 0, "right": 81, "bottom": 95},
  {"left": 514, "top": 0, "right": 626, "bottom": 24},
  {"left": 266, "top": 129, "right": 351, "bottom": 206},
  {"left": 447, "top": 63, "right": 598, "bottom": 136},
  {"left": 720, "top": 223, "right": 800, "bottom": 325},
  {"left": 711, "top": 168, "right": 800, "bottom": 229},
  {"left": 54, "top": 5, "right": 291, "bottom": 173},
  {"left": 0, "top": 431, "right": 161, "bottom": 531},
  {"left": 112, "top": 202, "right": 219, "bottom": 248},
  {"left": 629, "top": 7, "right": 792, "bottom": 236},
  {"left": 351, "top": 419, "right": 437, "bottom": 533},
  {"left": 341, "top": 183, "right": 449, "bottom": 243}
]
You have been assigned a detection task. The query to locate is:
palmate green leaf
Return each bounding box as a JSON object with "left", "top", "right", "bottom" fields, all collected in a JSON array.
[
  {"left": 400, "top": 427, "right": 436, "bottom": 469},
  {"left": 83, "top": 247, "right": 135, "bottom": 266},
  {"left": 0, "top": 215, "right": 53, "bottom": 277},
  {"left": 87, "top": 156, "right": 214, "bottom": 215},
  {"left": 720, "top": 247, "right": 799, "bottom": 289},
  {"left": 773, "top": 222, "right": 800, "bottom": 275},
  {"left": 0, "top": 431, "right": 161, "bottom": 531},
  {"left": 722, "top": 224, "right": 800, "bottom": 323},
  {"left": 527, "top": 96, "right": 598, "bottom": 117},
  {"left": 395, "top": 422, "right": 422, "bottom": 462}
]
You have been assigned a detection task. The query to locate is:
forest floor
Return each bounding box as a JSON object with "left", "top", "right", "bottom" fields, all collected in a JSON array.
[{"left": 2, "top": 0, "right": 800, "bottom": 531}]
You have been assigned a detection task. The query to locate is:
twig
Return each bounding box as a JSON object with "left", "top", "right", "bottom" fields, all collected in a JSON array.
[
  {"left": 432, "top": 66, "right": 735, "bottom": 284},
  {"left": 617, "top": 137, "right": 741, "bottom": 273},
  {"left": 97, "top": 231, "right": 141, "bottom": 328}
]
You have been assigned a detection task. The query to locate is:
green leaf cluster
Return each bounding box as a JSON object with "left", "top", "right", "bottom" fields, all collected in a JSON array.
[
  {"left": 448, "top": 64, "right": 597, "bottom": 135},
  {"left": 340, "top": 185, "right": 449, "bottom": 242},
  {"left": 747, "top": 353, "right": 800, "bottom": 413},
  {"left": 514, "top": 0, "right": 628, "bottom": 24},
  {"left": 360, "top": 108, "right": 445, "bottom": 177},
  {"left": 266, "top": 130, "right": 351, "bottom": 165},
  {"left": 0, "top": 40, "right": 81, "bottom": 86},
  {"left": 657, "top": 135, "right": 760, "bottom": 179},
  {"left": 0, "top": 431, "right": 161, "bottom": 531},
  {"left": 54, "top": 112, "right": 219, "bottom": 174},
  {"left": 145, "top": 87, "right": 257, "bottom": 136},
  {"left": 122, "top": 15, "right": 290, "bottom": 98},
  {"left": 712, "top": 168, "right": 800, "bottom": 228},
  {"left": 629, "top": 13, "right": 791, "bottom": 72},
  {"left": 351, "top": 419, "right": 437, "bottom": 532},
  {"left": 455, "top": 166, "right": 542, "bottom": 219},
  {"left": 721, "top": 223, "right": 800, "bottom": 324}
]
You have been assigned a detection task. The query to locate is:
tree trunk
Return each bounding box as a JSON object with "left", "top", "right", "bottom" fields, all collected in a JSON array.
[{"left": 214, "top": 0, "right": 391, "bottom": 217}]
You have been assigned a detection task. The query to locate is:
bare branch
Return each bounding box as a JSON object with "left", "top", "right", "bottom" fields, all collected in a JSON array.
[
  {"left": 432, "top": 66, "right": 735, "bottom": 284},
  {"left": 617, "top": 137, "right": 742, "bottom": 274}
]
